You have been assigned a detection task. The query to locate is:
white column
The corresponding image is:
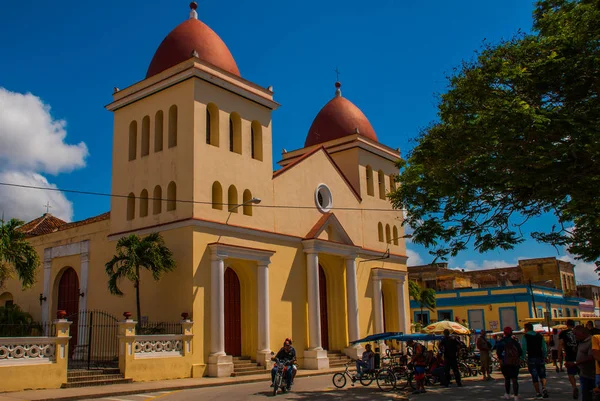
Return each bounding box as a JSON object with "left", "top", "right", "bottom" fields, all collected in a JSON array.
[
  {"left": 345, "top": 257, "right": 360, "bottom": 342},
  {"left": 210, "top": 255, "right": 226, "bottom": 356},
  {"left": 372, "top": 277, "right": 383, "bottom": 333},
  {"left": 396, "top": 276, "right": 410, "bottom": 334},
  {"left": 257, "top": 261, "right": 270, "bottom": 365},
  {"left": 79, "top": 241, "right": 90, "bottom": 312},
  {"left": 42, "top": 248, "right": 52, "bottom": 326},
  {"left": 306, "top": 251, "right": 322, "bottom": 350}
]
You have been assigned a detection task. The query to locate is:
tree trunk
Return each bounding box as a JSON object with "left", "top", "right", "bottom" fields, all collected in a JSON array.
[{"left": 135, "top": 265, "right": 141, "bottom": 330}]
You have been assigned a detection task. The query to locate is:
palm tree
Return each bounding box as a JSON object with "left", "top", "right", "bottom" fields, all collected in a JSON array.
[
  {"left": 0, "top": 217, "right": 40, "bottom": 289},
  {"left": 409, "top": 280, "right": 436, "bottom": 325},
  {"left": 105, "top": 233, "right": 176, "bottom": 323}
]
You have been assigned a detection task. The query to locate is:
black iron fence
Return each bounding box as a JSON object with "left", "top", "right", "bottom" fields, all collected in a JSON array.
[
  {"left": 0, "top": 322, "right": 55, "bottom": 337},
  {"left": 137, "top": 321, "right": 182, "bottom": 335}
]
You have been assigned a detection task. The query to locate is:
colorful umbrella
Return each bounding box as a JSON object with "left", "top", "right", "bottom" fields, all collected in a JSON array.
[{"left": 423, "top": 320, "right": 471, "bottom": 335}]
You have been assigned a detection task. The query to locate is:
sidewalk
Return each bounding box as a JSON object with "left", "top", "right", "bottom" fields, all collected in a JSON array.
[{"left": 0, "top": 367, "right": 348, "bottom": 401}]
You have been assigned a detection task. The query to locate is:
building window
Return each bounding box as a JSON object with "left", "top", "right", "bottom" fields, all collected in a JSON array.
[
  {"left": 206, "top": 103, "right": 220, "bottom": 147},
  {"left": 537, "top": 307, "right": 543, "bottom": 318},
  {"left": 414, "top": 312, "right": 430, "bottom": 325},
  {"left": 366, "top": 165, "right": 374, "bottom": 196},
  {"left": 154, "top": 110, "right": 163, "bottom": 152},
  {"left": 228, "top": 185, "right": 238, "bottom": 213},
  {"left": 127, "top": 192, "right": 135, "bottom": 220},
  {"left": 153, "top": 185, "right": 162, "bottom": 214},
  {"left": 168, "top": 105, "right": 177, "bottom": 148},
  {"left": 139, "top": 189, "right": 148, "bottom": 217},
  {"left": 573, "top": 309, "right": 578, "bottom": 317},
  {"left": 378, "top": 223, "right": 384, "bottom": 242},
  {"left": 393, "top": 226, "right": 399, "bottom": 245},
  {"left": 385, "top": 224, "right": 391, "bottom": 244},
  {"left": 243, "top": 189, "right": 253, "bottom": 216},
  {"left": 315, "top": 184, "right": 332, "bottom": 213},
  {"left": 438, "top": 311, "right": 453, "bottom": 321},
  {"left": 229, "top": 113, "right": 242, "bottom": 154},
  {"left": 566, "top": 308, "right": 571, "bottom": 317},
  {"left": 128, "top": 121, "right": 137, "bottom": 161},
  {"left": 553, "top": 309, "right": 558, "bottom": 318},
  {"left": 378, "top": 170, "right": 386, "bottom": 200},
  {"left": 167, "top": 181, "right": 176, "bottom": 211},
  {"left": 251, "top": 121, "right": 263, "bottom": 161},
  {"left": 212, "top": 181, "right": 223, "bottom": 210},
  {"left": 141, "top": 116, "right": 150, "bottom": 157},
  {"left": 389, "top": 174, "right": 397, "bottom": 191}
]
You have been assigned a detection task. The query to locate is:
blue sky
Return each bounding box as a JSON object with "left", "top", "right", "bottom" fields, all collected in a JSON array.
[{"left": 0, "top": 1, "right": 595, "bottom": 282}]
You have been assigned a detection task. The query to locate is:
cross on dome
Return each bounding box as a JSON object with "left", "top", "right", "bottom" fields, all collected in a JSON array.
[{"left": 189, "top": 2, "right": 198, "bottom": 19}]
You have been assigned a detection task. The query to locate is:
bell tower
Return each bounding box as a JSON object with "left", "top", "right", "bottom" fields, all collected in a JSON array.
[{"left": 106, "top": 3, "right": 279, "bottom": 236}]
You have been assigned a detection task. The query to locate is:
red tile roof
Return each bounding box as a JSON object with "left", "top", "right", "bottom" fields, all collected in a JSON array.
[{"left": 18, "top": 212, "right": 110, "bottom": 238}]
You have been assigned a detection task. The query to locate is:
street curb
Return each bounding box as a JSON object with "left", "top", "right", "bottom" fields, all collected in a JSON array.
[{"left": 15, "top": 368, "right": 351, "bottom": 401}]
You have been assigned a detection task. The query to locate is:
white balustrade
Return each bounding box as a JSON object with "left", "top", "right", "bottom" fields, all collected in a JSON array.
[
  {"left": 0, "top": 337, "right": 57, "bottom": 364},
  {"left": 133, "top": 335, "right": 184, "bottom": 358}
]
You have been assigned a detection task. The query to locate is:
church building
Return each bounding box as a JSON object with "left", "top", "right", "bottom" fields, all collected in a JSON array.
[{"left": 2, "top": 3, "right": 409, "bottom": 378}]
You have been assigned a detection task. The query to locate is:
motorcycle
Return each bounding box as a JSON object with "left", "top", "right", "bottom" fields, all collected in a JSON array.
[{"left": 271, "top": 352, "right": 292, "bottom": 396}]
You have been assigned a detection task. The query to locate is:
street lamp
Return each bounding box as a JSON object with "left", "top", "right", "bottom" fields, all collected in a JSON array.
[{"left": 528, "top": 279, "right": 554, "bottom": 319}]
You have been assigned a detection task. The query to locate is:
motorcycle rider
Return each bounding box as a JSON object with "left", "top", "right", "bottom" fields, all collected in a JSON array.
[
  {"left": 271, "top": 339, "right": 296, "bottom": 390},
  {"left": 285, "top": 338, "right": 298, "bottom": 384}
]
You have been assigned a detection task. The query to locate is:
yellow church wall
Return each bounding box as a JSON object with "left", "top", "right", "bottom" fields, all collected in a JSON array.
[
  {"left": 329, "top": 148, "right": 360, "bottom": 195},
  {"left": 110, "top": 79, "right": 196, "bottom": 236},
  {"left": 191, "top": 78, "right": 275, "bottom": 232}
]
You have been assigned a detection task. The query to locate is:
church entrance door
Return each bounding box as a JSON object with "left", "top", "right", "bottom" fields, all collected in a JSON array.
[
  {"left": 319, "top": 265, "right": 329, "bottom": 351},
  {"left": 57, "top": 268, "right": 79, "bottom": 358},
  {"left": 224, "top": 268, "right": 242, "bottom": 356}
]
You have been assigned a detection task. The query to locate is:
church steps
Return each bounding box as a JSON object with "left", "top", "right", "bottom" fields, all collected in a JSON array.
[
  {"left": 62, "top": 369, "right": 132, "bottom": 388},
  {"left": 230, "top": 356, "right": 267, "bottom": 377}
]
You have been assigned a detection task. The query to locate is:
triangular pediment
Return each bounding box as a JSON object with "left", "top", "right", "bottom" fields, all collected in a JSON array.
[{"left": 304, "top": 213, "right": 354, "bottom": 245}]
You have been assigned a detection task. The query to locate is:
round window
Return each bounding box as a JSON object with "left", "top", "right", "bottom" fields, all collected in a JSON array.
[{"left": 315, "top": 184, "right": 332, "bottom": 213}]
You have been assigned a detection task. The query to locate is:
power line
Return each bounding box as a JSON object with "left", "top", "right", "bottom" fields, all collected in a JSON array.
[{"left": 0, "top": 182, "right": 406, "bottom": 213}]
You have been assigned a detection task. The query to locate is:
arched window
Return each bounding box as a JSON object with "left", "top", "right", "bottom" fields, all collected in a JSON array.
[
  {"left": 168, "top": 105, "right": 177, "bottom": 148},
  {"left": 366, "top": 165, "right": 374, "bottom": 196},
  {"left": 228, "top": 185, "right": 238, "bottom": 213},
  {"left": 153, "top": 185, "right": 162, "bottom": 214},
  {"left": 154, "top": 110, "right": 163, "bottom": 152},
  {"left": 385, "top": 224, "right": 391, "bottom": 244},
  {"left": 243, "top": 189, "right": 253, "bottom": 216},
  {"left": 140, "top": 189, "right": 148, "bottom": 217},
  {"left": 212, "top": 181, "right": 223, "bottom": 210},
  {"left": 206, "top": 103, "right": 220, "bottom": 146},
  {"left": 167, "top": 181, "right": 177, "bottom": 211},
  {"left": 378, "top": 170, "right": 386, "bottom": 199},
  {"left": 230, "top": 112, "right": 242, "bottom": 154},
  {"left": 251, "top": 121, "right": 263, "bottom": 161},
  {"left": 393, "top": 226, "right": 399, "bottom": 245},
  {"left": 378, "top": 222, "right": 384, "bottom": 242},
  {"left": 389, "top": 174, "right": 396, "bottom": 191},
  {"left": 127, "top": 192, "right": 135, "bottom": 220},
  {"left": 141, "top": 116, "right": 150, "bottom": 157},
  {"left": 128, "top": 121, "right": 137, "bottom": 161}
]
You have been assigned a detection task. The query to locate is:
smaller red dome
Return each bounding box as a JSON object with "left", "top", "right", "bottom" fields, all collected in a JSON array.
[
  {"left": 305, "top": 85, "right": 378, "bottom": 147},
  {"left": 146, "top": 18, "right": 240, "bottom": 79}
]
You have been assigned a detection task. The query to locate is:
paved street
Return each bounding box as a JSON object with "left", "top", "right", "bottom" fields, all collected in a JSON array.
[
  {"left": 415, "top": 367, "right": 576, "bottom": 401},
  {"left": 81, "top": 374, "right": 405, "bottom": 401}
]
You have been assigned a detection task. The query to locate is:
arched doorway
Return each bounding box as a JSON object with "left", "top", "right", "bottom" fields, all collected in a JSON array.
[
  {"left": 57, "top": 268, "right": 79, "bottom": 357},
  {"left": 319, "top": 265, "right": 329, "bottom": 351},
  {"left": 224, "top": 268, "right": 241, "bottom": 356}
]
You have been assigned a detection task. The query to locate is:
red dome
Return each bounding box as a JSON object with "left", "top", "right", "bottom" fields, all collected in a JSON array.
[
  {"left": 304, "top": 88, "right": 378, "bottom": 147},
  {"left": 146, "top": 18, "right": 240, "bottom": 79}
]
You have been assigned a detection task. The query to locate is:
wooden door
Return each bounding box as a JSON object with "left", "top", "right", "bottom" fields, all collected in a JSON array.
[
  {"left": 224, "top": 268, "right": 242, "bottom": 356},
  {"left": 57, "top": 268, "right": 79, "bottom": 357},
  {"left": 319, "top": 265, "right": 329, "bottom": 351}
]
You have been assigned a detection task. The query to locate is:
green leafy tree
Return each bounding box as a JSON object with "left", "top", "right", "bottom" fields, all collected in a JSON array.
[
  {"left": 0, "top": 218, "right": 40, "bottom": 289},
  {"left": 390, "top": 0, "right": 600, "bottom": 270},
  {"left": 105, "top": 233, "right": 176, "bottom": 323},
  {"left": 409, "top": 280, "right": 436, "bottom": 324}
]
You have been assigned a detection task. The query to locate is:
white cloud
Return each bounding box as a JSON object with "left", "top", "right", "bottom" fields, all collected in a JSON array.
[
  {"left": 0, "top": 88, "right": 87, "bottom": 174},
  {"left": 0, "top": 171, "right": 73, "bottom": 222},
  {"left": 558, "top": 254, "right": 598, "bottom": 285},
  {"left": 406, "top": 247, "right": 424, "bottom": 266},
  {"left": 0, "top": 88, "right": 87, "bottom": 223},
  {"left": 461, "top": 259, "right": 514, "bottom": 271}
]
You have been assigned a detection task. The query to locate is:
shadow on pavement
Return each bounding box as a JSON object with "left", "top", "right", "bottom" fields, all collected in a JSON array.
[{"left": 252, "top": 386, "right": 405, "bottom": 399}]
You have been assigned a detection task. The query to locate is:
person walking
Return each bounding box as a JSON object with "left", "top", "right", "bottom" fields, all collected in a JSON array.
[
  {"left": 439, "top": 329, "right": 462, "bottom": 387},
  {"left": 477, "top": 331, "right": 493, "bottom": 380},
  {"left": 496, "top": 327, "right": 522, "bottom": 401},
  {"left": 521, "top": 322, "right": 549, "bottom": 398},
  {"left": 560, "top": 319, "right": 580, "bottom": 399},
  {"left": 551, "top": 328, "right": 562, "bottom": 373},
  {"left": 570, "top": 326, "right": 595, "bottom": 401}
]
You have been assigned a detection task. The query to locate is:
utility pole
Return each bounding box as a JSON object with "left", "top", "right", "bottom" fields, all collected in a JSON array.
[{"left": 528, "top": 279, "right": 538, "bottom": 318}]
